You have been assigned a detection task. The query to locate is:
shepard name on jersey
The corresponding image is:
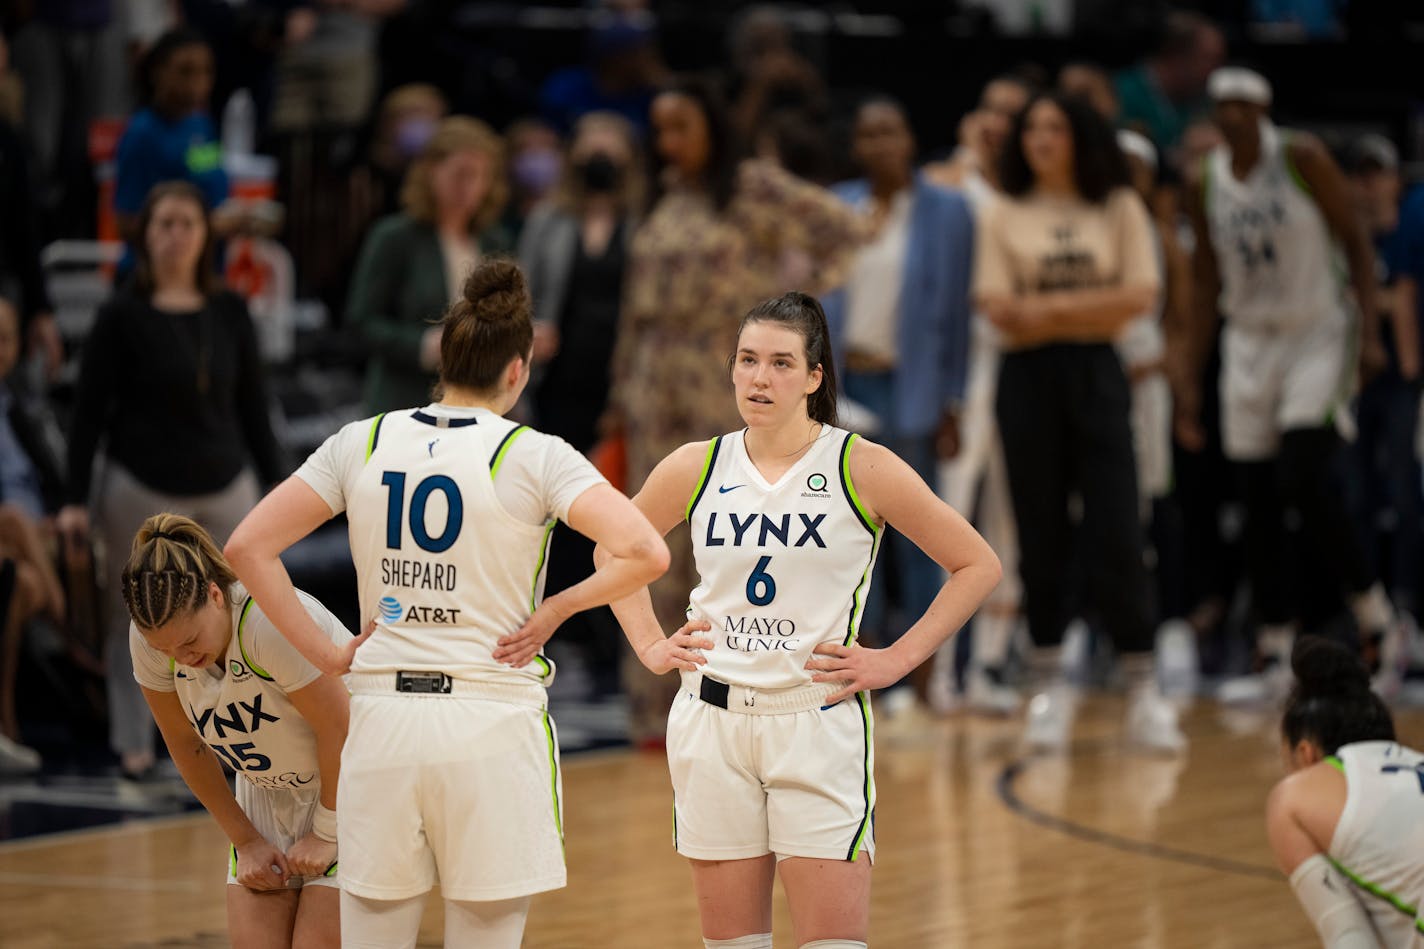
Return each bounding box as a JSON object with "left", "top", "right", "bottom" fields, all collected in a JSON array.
[{"left": 380, "top": 556, "right": 458, "bottom": 591}]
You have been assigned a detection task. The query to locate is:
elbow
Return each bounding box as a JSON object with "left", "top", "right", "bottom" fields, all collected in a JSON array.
[
  {"left": 222, "top": 529, "right": 257, "bottom": 577},
  {"left": 639, "top": 534, "right": 672, "bottom": 583}
]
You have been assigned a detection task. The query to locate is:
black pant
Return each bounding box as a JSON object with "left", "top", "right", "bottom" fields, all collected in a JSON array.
[{"left": 996, "top": 343, "right": 1153, "bottom": 654}]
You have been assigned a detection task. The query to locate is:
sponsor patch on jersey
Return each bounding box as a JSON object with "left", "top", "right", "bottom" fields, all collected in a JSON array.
[
  {"left": 801, "top": 472, "right": 831, "bottom": 499},
  {"left": 378, "top": 596, "right": 404, "bottom": 623},
  {"left": 229, "top": 660, "right": 252, "bottom": 681}
]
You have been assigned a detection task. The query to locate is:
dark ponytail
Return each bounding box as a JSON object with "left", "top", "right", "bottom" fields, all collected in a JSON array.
[
  {"left": 734, "top": 292, "right": 839, "bottom": 425},
  {"left": 1281, "top": 637, "right": 1395, "bottom": 755}
]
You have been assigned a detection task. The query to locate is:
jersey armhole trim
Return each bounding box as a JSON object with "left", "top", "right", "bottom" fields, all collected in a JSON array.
[
  {"left": 364, "top": 413, "right": 388, "bottom": 462},
  {"left": 1282, "top": 135, "right": 1313, "bottom": 197},
  {"left": 839, "top": 433, "right": 878, "bottom": 537},
  {"left": 1325, "top": 755, "right": 1344, "bottom": 773},
  {"left": 489, "top": 425, "right": 530, "bottom": 479},
  {"left": 685, "top": 437, "right": 723, "bottom": 522},
  {"left": 235, "top": 597, "right": 274, "bottom": 681},
  {"left": 1326, "top": 855, "right": 1424, "bottom": 929}
]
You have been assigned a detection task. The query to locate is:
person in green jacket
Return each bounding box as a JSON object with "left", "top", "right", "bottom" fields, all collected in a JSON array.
[{"left": 346, "top": 116, "right": 515, "bottom": 413}]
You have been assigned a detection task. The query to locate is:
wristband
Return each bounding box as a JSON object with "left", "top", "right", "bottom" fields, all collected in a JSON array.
[{"left": 312, "top": 804, "right": 337, "bottom": 843}]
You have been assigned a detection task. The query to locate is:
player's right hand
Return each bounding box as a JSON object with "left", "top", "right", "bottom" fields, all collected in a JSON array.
[
  {"left": 235, "top": 837, "right": 290, "bottom": 891},
  {"left": 322, "top": 618, "right": 376, "bottom": 676},
  {"left": 638, "top": 620, "right": 714, "bottom": 675},
  {"left": 1171, "top": 382, "right": 1206, "bottom": 453}
]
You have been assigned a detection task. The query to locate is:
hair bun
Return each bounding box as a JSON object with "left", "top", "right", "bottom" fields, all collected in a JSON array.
[
  {"left": 1291, "top": 636, "right": 1371, "bottom": 698},
  {"left": 460, "top": 258, "right": 529, "bottom": 324}
]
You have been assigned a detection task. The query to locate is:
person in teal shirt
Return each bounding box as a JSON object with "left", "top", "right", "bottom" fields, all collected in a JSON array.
[{"left": 1113, "top": 11, "right": 1224, "bottom": 154}]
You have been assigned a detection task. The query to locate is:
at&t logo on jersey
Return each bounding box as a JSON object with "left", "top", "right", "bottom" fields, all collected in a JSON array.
[{"left": 379, "top": 594, "right": 462, "bottom": 625}]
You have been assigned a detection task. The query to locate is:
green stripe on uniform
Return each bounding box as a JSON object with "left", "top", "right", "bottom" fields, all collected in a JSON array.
[
  {"left": 839, "top": 434, "right": 878, "bottom": 536},
  {"left": 684, "top": 437, "right": 722, "bottom": 522},
  {"left": 843, "top": 531, "right": 883, "bottom": 647},
  {"left": 1327, "top": 855, "right": 1424, "bottom": 931},
  {"left": 542, "top": 710, "right": 564, "bottom": 845},
  {"left": 529, "top": 521, "right": 556, "bottom": 611},
  {"left": 846, "top": 691, "right": 875, "bottom": 862},
  {"left": 490, "top": 426, "right": 530, "bottom": 479},
  {"left": 236, "top": 598, "right": 274, "bottom": 681},
  {"left": 1325, "top": 755, "right": 1344, "bottom": 774},
  {"left": 364, "top": 413, "right": 387, "bottom": 462},
  {"left": 229, "top": 844, "right": 237, "bottom": 877},
  {"left": 1282, "top": 133, "right": 1313, "bottom": 197},
  {"left": 324, "top": 861, "right": 338, "bottom": 878}
]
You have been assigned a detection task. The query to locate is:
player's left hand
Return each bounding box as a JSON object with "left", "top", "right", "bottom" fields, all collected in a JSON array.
[
  {"left": 493, "top": 599, "right": 568, "bottom": 668},
  {"left": 286, "top": 831, "right": 337, "bottom": 879},
  {"left": 1359, "top": 336, "right": 1389, "bottom": 384},
  {"left": 805, "top": 642, "right": 909, "bottom": 705}
]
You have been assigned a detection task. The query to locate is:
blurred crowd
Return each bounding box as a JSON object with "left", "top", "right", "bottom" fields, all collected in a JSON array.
[{"left": 1, "top": 0, "right": 1422, "bottom": 773}]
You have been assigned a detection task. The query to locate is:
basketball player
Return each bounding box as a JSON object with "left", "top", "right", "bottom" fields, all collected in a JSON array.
[
  {"left": 125, "top": 513, "right": 350, "bottom": 949},
  {"left": 600, "top": 292, "right": 1001, "bottom": 949},
  {"left": 1174, "top": 67, "right": 1401, "bottom": 700},
  {"left": 224, "top": 259, "right": 669, "bottom": 949},
  {"left": 1266, "top": 636, "right": 1424, "bottom": 946}
]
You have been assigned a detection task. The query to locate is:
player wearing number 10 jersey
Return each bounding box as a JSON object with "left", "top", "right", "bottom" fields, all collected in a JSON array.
[
  {"left": 225, "top": 260, "right": 669, "bottom": 949},
  {"left": 603, "top": 293, "right": 1000, "bottom": 949}
]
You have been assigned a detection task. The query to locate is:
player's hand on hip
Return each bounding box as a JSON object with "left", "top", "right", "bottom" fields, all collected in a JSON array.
[
  {"left": 493, "top": 599, "right": 569, "bottom": 668},
  {"left": 235, "top": 836, "right": 290, "bottom": 891},
  {"left": 638, "top": 619, "right": 713, "bottom": 675},
  {"left": 286, "top": 831, "right": 337, "bottom": 879},
  {"left": 324, "top": 619, "right": 376, "bottom": 676},
  {"left": 806, "top": 642, "right": 907, "bottom": 705},
  {"left": 1360, "top": 336, "right": 1389, "bottom": 384}
]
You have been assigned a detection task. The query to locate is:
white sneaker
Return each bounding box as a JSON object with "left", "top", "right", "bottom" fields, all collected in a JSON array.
[
  {"left": 1216, "top": 659, "right": 1293, "bottom": 706},
  {"left": 0, "top": 733, "right": 41, "bottom": 773},
  {"left": 1125, "top": 687, "right": 1187, "bottom": 754},
  {"left": 1023, "top": 685, "right": 1079, "bottom": 752},
  {"left": 1156, "top": 619, "right": 1199, "bottom": 704},
  {"left": 1371, "top": 615, "right": 1410, "bottom": 700},
  {"left": 964, "top": 666, "right": 1021, "bottom": 716}
]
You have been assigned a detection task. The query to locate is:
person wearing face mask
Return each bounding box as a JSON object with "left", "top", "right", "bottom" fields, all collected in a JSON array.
[
  {"left": 364, "top": 84, "right": 449, "bottom": 217},
  {"left": 519, "top": 111, "right": 647, "bottom": 697},
  {"left": 346, "top": 116, "right": 513, "bottom": 415},
  {"left": 503, "top": 118, "right": 564, "bottom": 245},
  {"left": 60, "top": 180, "right": 285, "bottom": 781}
]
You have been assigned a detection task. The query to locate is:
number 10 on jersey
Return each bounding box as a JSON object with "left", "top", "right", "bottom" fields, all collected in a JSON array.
[{"left": 381, "top": 472, "right": 464, "bottom": 553}]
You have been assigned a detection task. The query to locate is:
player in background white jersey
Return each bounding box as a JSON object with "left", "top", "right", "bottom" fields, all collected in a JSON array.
[
  {"left": 1267, "top": 636, "right": 1424, "bottom": 947},
  {"left": 124, "top": 513, "right": 351, "bottom": 949},
  {"left": 601, "top": 292, "right": 1001, "bottom": 949},
  {"left": 1173, "top": 67, "right": 1403, "bottom": 703},
  {"left": 224, "top": 260, "right": 669, "bottom": 949}
]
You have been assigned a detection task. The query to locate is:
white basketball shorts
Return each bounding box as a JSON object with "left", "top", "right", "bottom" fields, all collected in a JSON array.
[{"left": 228, "top": 779, "right": 338, "bottom": 889}]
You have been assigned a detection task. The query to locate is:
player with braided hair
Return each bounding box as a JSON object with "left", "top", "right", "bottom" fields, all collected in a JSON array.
[{"left": 125, "top": 512, "right": 354, "bottom": 949}]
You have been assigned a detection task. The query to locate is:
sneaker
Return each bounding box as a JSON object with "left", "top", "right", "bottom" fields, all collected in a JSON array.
[
  {"left": 1023, "top": 685, "right": 1079, "bottom": 752},
  {"left": 964, "top": 665, "right": 1021, "bottom": 716},
  {"left": 0, "top": 733, "right": 41, "bottom": 773},
  {"left": 1370, "top": 615, "right": 1410, "bottom": 700},
  {"left": 1060, "top": 620, "right": 1091, "bottom": 686},
  {"left": 1216, "top": 659, "right": 1293, "bottom": 706},
  {"left": 1156, "top": 619, "right": 1199, "bottom": 704},
  {"left": 1125, "top": 686, "right": 1187, "bottom": 754}
]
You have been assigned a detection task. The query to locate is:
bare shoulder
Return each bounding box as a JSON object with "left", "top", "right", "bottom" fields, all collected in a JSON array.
[
  {"left": 1285, "top": 129, "right": 1328, "bottom": 160},
  {"left": 1267, "top": 761, "right": 1346, "bottom": 832}
]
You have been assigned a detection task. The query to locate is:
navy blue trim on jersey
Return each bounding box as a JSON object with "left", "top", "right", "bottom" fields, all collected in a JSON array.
[
  {"left": 846, "top": 690, "right": 874, "bottom": 861},
  {"left": 412, "top": 410, "right": 479, "bottom": 429},
  {"left": 838, "top": 433, "right": 876, "bottom": 539},
  {"left": 685, "top": 436, "right": 724, "bottom": 522}
]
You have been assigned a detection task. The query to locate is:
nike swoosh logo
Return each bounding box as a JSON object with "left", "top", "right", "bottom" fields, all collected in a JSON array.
[{"left": 718, "top": 484, "right": 745, "bottom": 494}]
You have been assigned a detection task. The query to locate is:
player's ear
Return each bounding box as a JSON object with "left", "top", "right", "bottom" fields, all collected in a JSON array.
[{"left": 1294, "top": 739, "right": 1323, "bottom": 768}]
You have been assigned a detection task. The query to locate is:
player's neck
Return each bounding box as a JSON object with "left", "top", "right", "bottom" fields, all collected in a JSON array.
[
  {"left": 744, "top": 416, "right": 823, "bottom": 474},
  {"left": 439, "top": 385, "right": 507, "bottom": 414}
]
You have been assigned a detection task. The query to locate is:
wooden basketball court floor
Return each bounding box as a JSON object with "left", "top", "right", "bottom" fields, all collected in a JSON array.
[{"left": 2, "top": 697, "right": 1419, "bottom": 948}]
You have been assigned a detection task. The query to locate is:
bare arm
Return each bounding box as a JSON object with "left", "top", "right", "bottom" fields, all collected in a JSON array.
[
  {"left": 491, "top": 482, "right": 671, "bottom": 667},
  {"left": 1292, "top": 135, "right": 1380, "bottom": 372},
  {"left": 1168, "top": 177, "right": 1221, "bottom": 451},
  {"left": 807, "top": 439, "right": 1001, "bottom": 703},
  {"left": 224, "top": 478, "right": 362, "bottom": 675},
  {"left": 594, "top": 442, "right": 717, "bottom": 675},
  {"left": 142, "top": 687, "right": 290, "bottom": 889},
  {"left": 284, "top": 674, "right": 349, "bottom": 812},
  {"left": 1392, "top": 276, "right": 1420, "bottom": 382},
  {"left": 980, "top": 285, "right": 1158, "bottom": 348}
]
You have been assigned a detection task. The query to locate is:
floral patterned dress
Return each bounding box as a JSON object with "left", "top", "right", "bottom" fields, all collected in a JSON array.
[{"left": 611, "top": 158, "right": 868, "bottom": 741}]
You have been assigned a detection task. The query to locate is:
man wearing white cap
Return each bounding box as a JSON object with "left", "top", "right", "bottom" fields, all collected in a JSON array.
[{"left": 1173, "top": 66, "right": 1403, "bottom": 702}]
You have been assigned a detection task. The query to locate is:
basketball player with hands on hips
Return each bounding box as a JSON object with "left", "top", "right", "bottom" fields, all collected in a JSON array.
[
  {"left": 1267, "top": 636, "right": 1424, "bottom": 947},
  {"left": 601, "top": 292, "right": 1001, "bottom": 949},
  {"left": 125, "top": 513, "right": 352, "bottom": 949},
  {"left": 225, "top": 259, "right": 670, "bottom": 949}
]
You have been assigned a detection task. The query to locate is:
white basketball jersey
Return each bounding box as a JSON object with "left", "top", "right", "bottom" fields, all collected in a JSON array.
[
  {"left": 343, "top": 410, "right": 558, "bottom": 684},
  {"left": 1206, "top": 121, "right": 1347, "bottom": 332},
  {"left": 687, "top": 427, "right": 882, "bottom": 690},
  {"left": 1330, "top": 741, "right": 1424, "bottom": 944},
  {"left": 130, "top": 584, "right": 351, "bottom": 791}
]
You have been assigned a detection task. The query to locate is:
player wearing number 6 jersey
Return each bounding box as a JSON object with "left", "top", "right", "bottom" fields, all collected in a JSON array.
[
  {"left": 601, "top": 292, "right": 1000, "bottom": 949},
  {"left": 1267, "top": 637, "right": 1424, "bottom": 947},
  {"left": 125, "top": 513, "right": 352, "bottom": 949},
  {"left": 224, "top": 259, "right": 669, "bottom": 949}
]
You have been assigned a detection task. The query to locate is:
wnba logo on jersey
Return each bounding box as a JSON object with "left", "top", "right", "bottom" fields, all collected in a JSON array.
[{"left": 802, "top": 472, "right": 831, "bottom": 499}]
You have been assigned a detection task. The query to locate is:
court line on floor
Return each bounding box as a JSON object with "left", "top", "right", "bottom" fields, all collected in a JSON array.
[
  {"left": 0, "top": 811, "right": 209, "bottom": 855},
  {"left": 995, "top": 754, "right": 1282, "bottom": 882}
]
